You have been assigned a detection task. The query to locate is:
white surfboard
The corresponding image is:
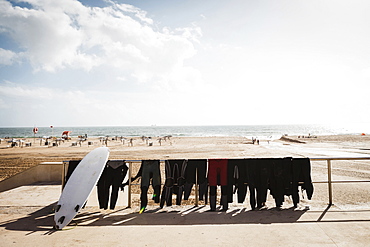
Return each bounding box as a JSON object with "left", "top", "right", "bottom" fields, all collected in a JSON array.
[{"left": 54, "top": 147, "right": 110, "bottom": 229}]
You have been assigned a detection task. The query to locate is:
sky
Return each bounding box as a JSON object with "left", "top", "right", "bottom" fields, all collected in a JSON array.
[{"left": 0, "top": 0, "right": 370, "bottom": 127}]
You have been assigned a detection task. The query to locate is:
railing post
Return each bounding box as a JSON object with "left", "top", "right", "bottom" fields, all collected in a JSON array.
[
  {"left": 195, "top": 167, "right": 199, "bottom": 206},
  {"left": 128, "top": 161, "right": 132, "bottom": 208},
  {"left": 327, "top": 159, "right": 333, "bottom": 205},
  {"left": 61, "top": 161, "right": 69, "bottom": 192}
]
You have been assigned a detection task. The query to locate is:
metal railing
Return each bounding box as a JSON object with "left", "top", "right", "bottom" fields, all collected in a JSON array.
[
  {"left": 62, "top": 157, "right": 370, "bottom": 207},
  {"left": 310, "top": 157, "right": 370, "bottom": 205}
]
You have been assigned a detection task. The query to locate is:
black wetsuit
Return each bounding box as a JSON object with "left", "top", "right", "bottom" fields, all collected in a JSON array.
[
  {"left": 160, "top": 159, "right": 188, "bottom": 207},
  {"left": 268, "top": 158, "right": 285, "bottom": 208},
  {"left": 227, "top": 159, "right": 257, "bottom": 209},
  {"left": 291, "top": 158, "right": 314, "bottom": 207},
  {"left": 129, "top": 160, "right": 161, "bottom": 210},
  {"left": 97, "top": 160, "right": 128, "bottom": 210},
  {"left": 254, "top": 158, "right": 273, "bottom": 208},
  {"left": 183, "top": 159, "right": 208, "bottom": 203}
]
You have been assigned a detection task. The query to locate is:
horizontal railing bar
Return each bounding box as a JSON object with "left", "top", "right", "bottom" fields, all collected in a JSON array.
[
  {"left": 124, "top": 157, "right": 370, "bottom": 162},
  {"left": 310, "top": 157, "right": 370, "bottom": 161},
  {"left": 313, "top": 180, "right": 370, "bottom": 184},
  {"left": 328, "top": 180, "right": 370, "bottom": 183}
]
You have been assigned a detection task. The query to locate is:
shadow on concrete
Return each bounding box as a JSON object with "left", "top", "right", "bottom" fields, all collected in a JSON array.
[
  {"left": 1, "top": 204, "right": 370, "bottom": 233},
  {"left": 0, "top": 203, "right": 56, "bottom": 234},
  {"left": 72, "top": 206, "right": 309, "bottom": 227}
]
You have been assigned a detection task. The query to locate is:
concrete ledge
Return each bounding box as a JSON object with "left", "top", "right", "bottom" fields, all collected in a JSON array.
[{"left": 0, "top": 162, "right": 63, "bottom": 192}]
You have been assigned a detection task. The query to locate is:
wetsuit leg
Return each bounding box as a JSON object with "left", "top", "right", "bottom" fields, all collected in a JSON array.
[
  {"left": 140, "top": 186, "right": 148, "bottom": 210},
  {"left": 248, "top": 185, "right": 257, "bottom": 210},
  {"left": 184, "top": 182, "right": 193, "bottom": 200},
  {"left": 110, "top": 181, "right": 120, "bottom": 210},
  {"left": 292, "top": 160, "right": 301, "bottom": 207},
  {"left": 301, "top": 158, "right": 314, "bottom": 199},
  {"left": 176, "top": 174, "right": 187, "bottom": 205},
  {"left": 199, "top": 180, "right": 208, "bottom": 204},
  {"left": 270, "top": 158, "right": 285, "bottom": 208},
  {"left": 236, "top": 160, "right": 248, "bottom": 204},
  {"left": 151, "top": 160, "right": 161, "bottom": 203},
  {"left": 141, "top": 161, "right": 151, "bottom": 188},
  {"left": 176, "top": 160, "right": 187, "bottom": 205},
  {"left": 140, "top": 161, "right": 152, "bottom": 211},
  {"left": 256, "top": 159, "right": 272, "bottom": 208},
  {"left": 197, "top": 160, "right": 208, "bottom": 203},
  {"left": 282, "top": 157, "right": 293, "bottom": 197},
  {"left": 184, "top": 160, "right": 196, "bottom": 200},
  {"left": 97, "top": 166, "right": 108, "bottom": 209},
  {"left": 160, "top": 160, "right": 173, "bottom": 207},
  {"left": 246, "top": 159, "right": 257, "bottom": 210},
  {"left": 292, "top": 158, "right": 314, "bottom": 207},
  {"left": 153, "top": 185, "right": 161, "bottom": 203},
  {"left": 221, "top": 185, "right": 228, "bottom": 211},
  {"left": 209, "top": 186, "right": 217, "bottom": 211},
  {"left": 184, "top": 159, "right": 207, "bottom": 202},
  {"left": 109, "top": 165, "right": 128, "bottom": 210},
  {"left": 227, "top": 160, "right": 236, "bottom": 203},
  {"left": 218, "top": 160, "right": 228, "bottom": 186}
]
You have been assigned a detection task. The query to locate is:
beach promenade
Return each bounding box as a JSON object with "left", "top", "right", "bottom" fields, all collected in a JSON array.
[
  {"left": 0, "top": 182, "right": 369, "bottom": 246},
  {"left": 0, "top": 135, "right": 370, "bottom": 246}
]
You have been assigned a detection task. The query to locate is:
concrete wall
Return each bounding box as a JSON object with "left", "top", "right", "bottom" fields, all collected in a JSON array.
[{"left": 0, "top": 162, "right": 63, "bottom": 192}]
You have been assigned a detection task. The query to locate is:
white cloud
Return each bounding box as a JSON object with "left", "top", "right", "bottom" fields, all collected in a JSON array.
[
  {"left": 0, "top": 48, "right": 22, "bottom": 65},
  {"left": 0, "top": 0, "right": 200, "bottom": 90},
  {"left": 0, "top": 84, "right": 54, "bottom": 99},
  {"left": 114, "top": 3, "right": 153, "bottom": 25}
]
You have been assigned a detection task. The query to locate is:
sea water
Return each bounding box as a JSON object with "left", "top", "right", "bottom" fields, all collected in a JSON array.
[{"left": 0, "top": 124, "right": 368, "bottom": 139}]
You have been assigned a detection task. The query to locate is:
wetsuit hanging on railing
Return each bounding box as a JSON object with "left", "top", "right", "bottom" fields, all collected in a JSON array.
[
  {"left": 97, "top": 160, "right": 128, "bottom": 210},
  {"left": 208, "top": 159, "right": 228, "bottom": 211},
  {"left": 227, "top": 159, "right": 257, "bottom": 210},
  {"left": 123, "top": 160, "right": 161, "bottom": 213},
  {"left": 183, "top": 159, "right": 208, "bottom": 204},
  {"left": 292, "top": 158, "right": 314, "bottom": 207},
  {"left": 160, "top": 159, "right": 188, "bottom": 207}
]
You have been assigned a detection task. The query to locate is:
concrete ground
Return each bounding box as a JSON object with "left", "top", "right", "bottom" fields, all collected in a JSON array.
[{"left": 1, "top": 183, "right": 370, "bottom": 247}]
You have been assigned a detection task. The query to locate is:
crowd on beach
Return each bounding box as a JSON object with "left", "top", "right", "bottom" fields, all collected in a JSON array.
[
  {"left": 0, "top": 133, "right": 174, "bottom": 149},
  {"left": 98, "top": 135, "right": 172, "bottom": 147},
  {"left": 297, "top": 133, "right": 318, "bottom": 139}
]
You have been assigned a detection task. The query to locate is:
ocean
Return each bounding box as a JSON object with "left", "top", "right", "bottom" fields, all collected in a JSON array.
[{"left": 0, "top": 124, "right": 368, "bottom": 139}]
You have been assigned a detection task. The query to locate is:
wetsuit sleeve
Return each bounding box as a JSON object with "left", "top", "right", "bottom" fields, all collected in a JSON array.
[{"left": 121, "top": 162, "right": 143, "bottom": 188}]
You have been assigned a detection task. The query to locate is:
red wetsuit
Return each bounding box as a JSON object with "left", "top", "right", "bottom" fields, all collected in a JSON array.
[{"left": 207, "top": 159, "right": 228, "bottom": 186}]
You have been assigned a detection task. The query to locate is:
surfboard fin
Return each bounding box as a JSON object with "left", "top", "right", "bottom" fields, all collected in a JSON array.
[
  {"left": 58, "top": 216, "right": 65, "bottom": 224},
  {"left": 74, "top": 205, "right": 80, "bottom": 212}
]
